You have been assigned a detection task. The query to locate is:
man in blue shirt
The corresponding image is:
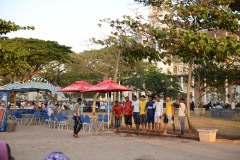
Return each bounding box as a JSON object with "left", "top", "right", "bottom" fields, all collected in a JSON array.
[{"left": 146, "top": 95, "right": 155, "bottom": 133}]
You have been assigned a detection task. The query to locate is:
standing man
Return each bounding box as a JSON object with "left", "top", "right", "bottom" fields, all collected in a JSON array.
[
  {"left": 132, "top": 95, "right": 140, "bottom": 132},
  {"left": 231, "top": 100, "right": 236, "bottom": 109},
  {"left": 112, "top": 100, "right": 124, "bottom": 133},
  {"left": 190, "top": 101, "right": 195, "bottom": 111},
  {"left": 139, "top": 95, "right": 147, "bottom": 132},
  {"left": 146, "top": 95, "right": 155, "bottom": 133},
  {"left": 73, "top": 98, "right": 82, "bottom": 138},
  {"left": 178, "top": 97, "right": 186, "bottom": 136},
  {"left": 123, "top": 96, "right": 133, "bottom": 133},
  {"left": 163, "top": 96, "right": 175, "bottom": 134},
  {"left": 153, "top": 95, "right": 163, "bottom": 134}
]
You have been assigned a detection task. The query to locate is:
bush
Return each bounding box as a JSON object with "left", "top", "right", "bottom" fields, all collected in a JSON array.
[
  {"left": 236, "top": 103, "right": 240, "bottom": 108},
  {"left": 203, "top": 104, "right": 211, "bottom": 110},
  {"left": 224, "top": 103, "right": 231, "bottom": 109}
]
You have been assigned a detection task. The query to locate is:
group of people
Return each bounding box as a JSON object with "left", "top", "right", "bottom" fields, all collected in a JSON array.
[
  {"left": 15, "top": 100, "right": 71, "bottom": 110},
  {"left": 71, "top": 95, "right": 187, "bottom": 138},
  {"left": 112, "top": 95, "right": 186, "bottom": 136}
]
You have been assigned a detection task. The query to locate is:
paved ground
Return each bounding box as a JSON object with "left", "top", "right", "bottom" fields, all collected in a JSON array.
[{"left": 0, "top": 125, "right": 239, "bottom": 160}]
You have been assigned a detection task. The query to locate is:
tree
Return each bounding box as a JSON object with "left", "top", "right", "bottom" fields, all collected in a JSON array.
[
  {"left": 134, "top": 0, "right": 240, "bottom": 12},
  {"left": 0, "top": 38, "right": 72, "bottom": 84},
  {"left": 0, "top": 19, "right": 34, "bottom": 38},
  {"left": 0, "top": 19, "right": 35, "bottom": 85},
  {"left": 91, "top": 17, "right": 161, "bottom": 101},
  {"left": 229, "top": 0, "right": 240, "bottom": 11},
  {"left": 124, "top": 65, "right": 182, "bottom": 99},
  {"left": 116, "top": 0, "right": 240, "bottom": 131},
  {"left": 193, "top": 59, "right": 237, "bottom": 107}
]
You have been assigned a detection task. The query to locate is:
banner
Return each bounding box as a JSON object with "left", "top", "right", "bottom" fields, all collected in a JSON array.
[{"left": 0, "top": 92, "right": 9, "bottom": 132}]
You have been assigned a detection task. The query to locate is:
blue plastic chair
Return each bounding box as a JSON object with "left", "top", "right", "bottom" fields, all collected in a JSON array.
[
  {"left": 10, "top": 111, "right": 15, "bottom": 116},
  {"left": 103, "top": 114, "right": 109, "bottom": 131},
  {"left": 84, "top": 115, "right": 91, "bottom": 123},
  {"left": 50, "top": 113, "right": 58, "bottom": 129},
  {"left": 83, "top": 115, "right": 93, "bottom": 133},
  {"left": 42, "top": 113, "right": 49, "bottom": 126},
  {"left": 96, "top": 114, "right": 104, "bottom": 131},
  {"left": 30, "top": 110, "right": 36, "bottom": 114},
  {"left": 103, "top": 114, "right": 109, "bottom": 123},
  {"left": 80, "top": 115, "right": 85, "bottom": 123},
  {"left": 33, "top": 111, "right": 41, "bottom": 125},
  {"left": 56, "top": 113, "right": 63, "bottom": 121},
  {"left": 63, "top": 113, "right": 69, "bottom": 120},
  {"left": 25, "top": 110, "right": 31, "bottom": 114},
  {"left": 56, "top": 113, "right": 67, "bottom": 130},
  {"left": 15, "top": 111, "right": 23, "bottom": 125},
  {"left": 97, "top": 114, "right": 103, "bottom": 122}
]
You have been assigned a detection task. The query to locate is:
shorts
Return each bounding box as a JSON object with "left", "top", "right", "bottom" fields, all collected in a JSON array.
[
  {"left": 166, "top": 114, "right": 174, "bottom": 125},
  {"left": 133, "top": 112, "right": 140, "bottom": 125},
  {"left": 154, "top": 115, "right": 162, "bottom": 123},
  {"left": 147, "top": 114, "right": 154, "bottom": 124},
  {"left": 139, "top": 114, "right": 147, "bottom": 124},
  {"left": 124, "top": 115, "right": 132, "bottom": 126},
  {"left": 115, "top": 116, "right": 121, "bottom": 128}
]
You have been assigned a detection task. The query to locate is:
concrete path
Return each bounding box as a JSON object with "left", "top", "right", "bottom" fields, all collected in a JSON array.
[{"left": 0, "top": 125, "right": 239, "bottom": 160}]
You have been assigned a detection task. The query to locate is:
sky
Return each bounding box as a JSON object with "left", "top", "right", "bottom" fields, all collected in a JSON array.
[{"left": 1, "top": 0, "right": 149, "bottom": 53}]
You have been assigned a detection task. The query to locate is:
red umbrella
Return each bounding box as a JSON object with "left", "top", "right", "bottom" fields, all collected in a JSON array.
[
  {"left": 86, "top": 80, "right": 133, "bottom": 92},
  {"left": 85, "top": 80, "right": 133, "bottom": 131},
  {"left": 57, "top": 81, "right": 93, "bottom": 92}
]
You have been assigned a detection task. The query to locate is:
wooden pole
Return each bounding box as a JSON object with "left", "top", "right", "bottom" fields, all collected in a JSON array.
[{"left": 36, "top": 91, "right": 39, "bottom": 110}]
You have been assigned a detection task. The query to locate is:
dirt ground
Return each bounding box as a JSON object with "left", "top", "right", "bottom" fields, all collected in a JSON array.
[
  {"left": 1, "top": 125, "right": 239, "bottom": 160},
  {"left": 89, "top": 110, "right": 240, "bottom": 139}
]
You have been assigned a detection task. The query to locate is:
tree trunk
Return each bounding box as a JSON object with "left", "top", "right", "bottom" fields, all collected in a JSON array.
[
  {"left": 113, "top": 48, "right": 121, "bottom": 101},
  {"left": 111, "top": 48, "right": 121, "bottom": 126},
  {"left": 92, "top": 74, "right": 109, "bottom": 115},
  {"left": 92, "top": 92, "right": 99, "bottom": 115},
  {"left": 186, "top": 58, "right": 194, "bottom": 133}
]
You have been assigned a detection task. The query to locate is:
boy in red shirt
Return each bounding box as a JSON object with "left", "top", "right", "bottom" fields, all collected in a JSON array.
[
  {"left": 112, "top": 100, "right": 123, "bottom": 133},
  {"left": 124, "top": 96, "right": 133, "bottom": 133}
]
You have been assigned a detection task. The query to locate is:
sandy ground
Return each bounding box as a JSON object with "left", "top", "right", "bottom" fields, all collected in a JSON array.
[{"left": 0, "top": 125, "right": 239, "bottom": 160}]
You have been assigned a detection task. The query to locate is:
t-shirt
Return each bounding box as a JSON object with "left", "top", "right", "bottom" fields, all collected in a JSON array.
[
  {"left": 124, "top": 101, "right": 132, "bottom": 115},
  {"left": 140, "top": 100, "right": 147, "bottom": 115},
  {"left": 146, "top": 101, "right": 155, "bottom": 116},
  {"left": 154, "top": 101, "right": 163, "bottom": 116},
  {"left": 178, "top": 102, "right": 186, "bottom": 116},
  {"left": 165, "top": 101, "right": 173, "bottom": 115},
  {"left": 112, "top": 105, "right": 123, "bottom": 117},
  {"left": 231, "top": 102, "right": 235, "bottom": 109},
  {"left": 73, "top": 103, "right": 80, "bottom": 116},
  {"left": 132, "top": 100, "right": 140, "bottom": 112},
  {"left": 47, "top": 108, "right": 53, "bottom": 116}
]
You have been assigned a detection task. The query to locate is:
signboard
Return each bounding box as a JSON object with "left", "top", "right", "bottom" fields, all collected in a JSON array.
[{"left": 0, "top": 92, "right": 9, "bottom": 132}]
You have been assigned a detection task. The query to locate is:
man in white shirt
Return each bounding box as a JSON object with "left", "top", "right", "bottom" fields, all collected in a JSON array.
[
  {"left": 100, "top": 101, "right": 105, "bottom": 112},
  {"left": 178, "top": 97, "right": 186, "bottom": 136},
  {"left": 153, "top": 95, "right": 163, "bottom": 134},
  {"left": 131, "top": 95, "right": 140, "bottom": 132},
  {"left": 47, "top": 106, "right": 53, "bottom": 117}
]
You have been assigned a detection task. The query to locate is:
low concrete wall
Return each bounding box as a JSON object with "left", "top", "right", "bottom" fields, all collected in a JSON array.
[{"left": 211, "top": 109, "right": 240, "bottom": 121}]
